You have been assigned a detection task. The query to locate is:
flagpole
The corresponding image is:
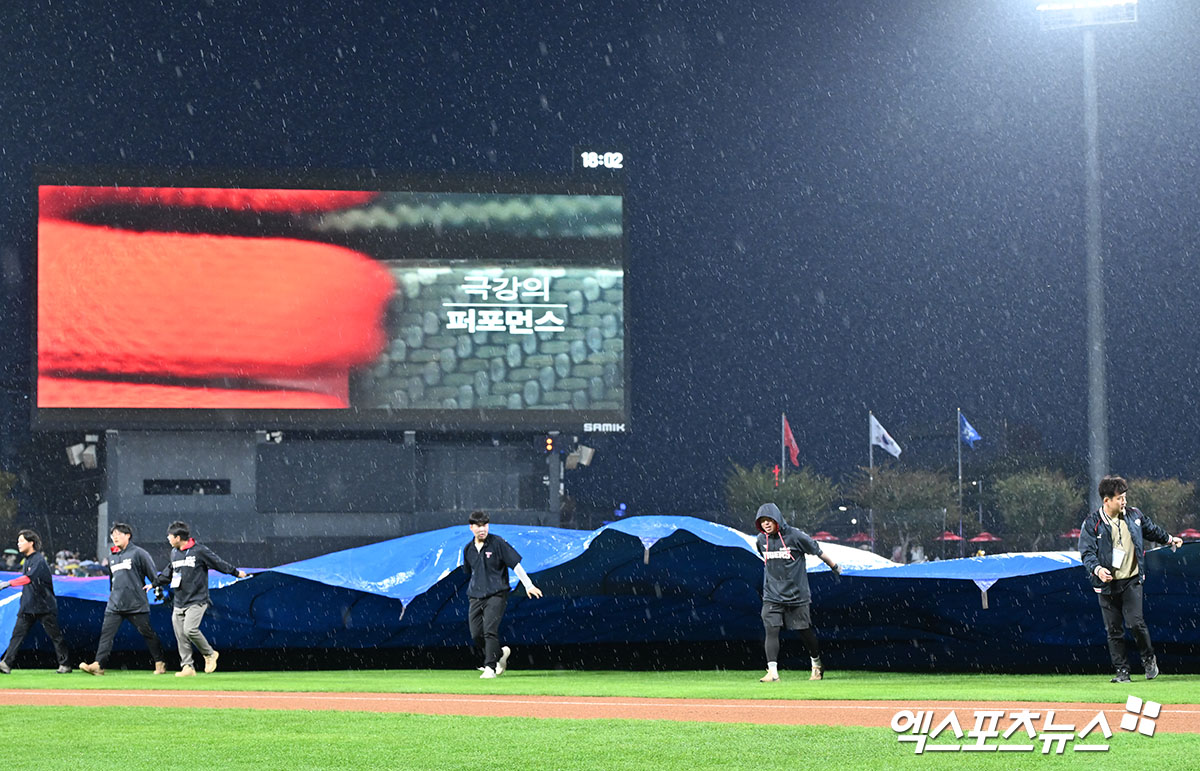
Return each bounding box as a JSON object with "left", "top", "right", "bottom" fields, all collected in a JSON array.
[
  {"left": 780, "top": 412, "right": 786, "bottom": 484},
  {"left": 868, "top": 411, "right": 875, "bottom": 550},
  {"left": 957, "top": 408, "right": 963, "bottom": 524},
  {"left": 957, "top": 408, "right": 964, "bottom": 559}
]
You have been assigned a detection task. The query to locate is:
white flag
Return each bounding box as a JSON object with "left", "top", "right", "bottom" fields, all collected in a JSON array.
[{"left": 870, "top": 414, "right": 902, "bottom": 458}]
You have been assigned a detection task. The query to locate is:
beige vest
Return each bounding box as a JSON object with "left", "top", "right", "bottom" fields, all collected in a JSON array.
[{"left": 1105, "top": 512, "right": 1138, "bottom": 580}]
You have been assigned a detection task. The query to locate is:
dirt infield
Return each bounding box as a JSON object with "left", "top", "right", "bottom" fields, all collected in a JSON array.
[{"left": 1, "top": 689, "right": 1197, "bottom": 732}]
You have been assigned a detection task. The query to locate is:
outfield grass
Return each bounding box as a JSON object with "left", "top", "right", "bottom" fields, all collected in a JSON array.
[
  {"left": 1, "top": 667, "right": 1197, "bottom": 704},
  {"left": 0, "top": 705, "right": 1194, "bottom": 770},
  {"left": 2, "top": 671, "right": 1197, "bottom": 769}
]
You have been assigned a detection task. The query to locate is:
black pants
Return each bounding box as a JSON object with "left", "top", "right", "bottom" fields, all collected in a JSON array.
[
  {"left": 94, "top": 611, "right": 166, "bottom": 666},
  {"left": 3, "top": 611, "right": 70, "bottom": 668},
  {"left": 1097, "top": 580, "right": 1154, "bottom": 671},
  {"left": 761, "top": 601, "right": 820, "bottom": 662},
  {"left": 468, "top": 593, "right": 508, "bottom": 668},
  {"left": 763, "top": 626, "right": 821, "bottom": 662}
]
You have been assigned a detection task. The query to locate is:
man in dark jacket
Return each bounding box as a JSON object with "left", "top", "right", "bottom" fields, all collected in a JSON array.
[
  {"left": 1078, "top": 475, "right": 1182, "bottom": 683},
  {"left": 152, "top": 521, "right": 247, "bottom": 677},
  {"left": 754, "top": 503, "right": 840, "bottom": 682},
  {"left": 80, "top": 523, "right": 167, "bottom": 676},
  {"left": 462, "top": 510, "right": 542, "bottom": 679},
  {"left": 0, "top": 530, "right": 71, "bottom": 674}
]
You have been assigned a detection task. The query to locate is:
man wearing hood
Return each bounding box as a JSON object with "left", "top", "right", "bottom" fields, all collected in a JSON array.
[{"left": 754, "top": 502, "right": 840, "bottom": 682}]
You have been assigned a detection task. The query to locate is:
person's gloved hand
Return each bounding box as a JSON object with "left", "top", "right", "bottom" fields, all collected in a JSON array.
[{"left": 38, "top": 186, "right": 395, "bottom": 408}]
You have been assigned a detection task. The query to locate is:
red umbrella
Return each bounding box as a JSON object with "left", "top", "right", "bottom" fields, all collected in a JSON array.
[
  {"left": 845, "top": 532, "right": 873, "bottom": 543},
  {"left": 1179, "top": 528, "right": 1200, "bottom": 540},
  {"left": 810, "top": 531, "right": 839, "bottom": 542},
  {"left": 933, "top": 530, "right": 963, "bottom": 542},
  {"left": 969, "top": 531, "right": 1002, "bottom": 543},
  {"left": 1061, "top": 528, "right": 1082, "bottom": 539}
]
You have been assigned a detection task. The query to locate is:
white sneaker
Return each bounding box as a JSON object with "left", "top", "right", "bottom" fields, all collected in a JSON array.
[
  {"left": 496, "top": 646, "right": 511, "bottom": 676},
  {"left": 759, "top": 670, "right": 780, "bottom": 682},
  {"left": 480, "top": 666, "right": 497, "bottom": 679}
]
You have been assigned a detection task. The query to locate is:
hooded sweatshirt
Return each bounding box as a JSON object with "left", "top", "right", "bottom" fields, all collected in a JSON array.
[{"left": 754, "top": 503, "right": 822, "bottom": 606}]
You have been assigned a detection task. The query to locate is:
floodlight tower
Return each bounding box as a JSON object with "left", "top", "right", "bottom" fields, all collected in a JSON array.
[{"left": 1037, "top": 0, "right": 1137, "bottom": 512}]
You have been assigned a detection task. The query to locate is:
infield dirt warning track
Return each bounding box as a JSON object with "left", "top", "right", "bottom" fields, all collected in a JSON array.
[{"left": 1, "top": 689, "right": 1198, "bottom": 733}]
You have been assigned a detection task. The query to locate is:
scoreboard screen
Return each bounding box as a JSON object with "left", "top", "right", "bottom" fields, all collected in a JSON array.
[{"left": 34, "top": 170, "right": 628, "bottom": 432}]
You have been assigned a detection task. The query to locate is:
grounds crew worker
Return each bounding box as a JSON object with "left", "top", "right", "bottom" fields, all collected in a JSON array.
[
  {"left": 81, "top": 523, "right": 168, "bottom": 676},
  {"left": 153, "top": 521, "right": 247, "bottom": 677},
  {"left": 1079, "top": 475, "right": 1182, "bottom": 683},
  {"left": 754, "top": 503, "right": 840, "bottom": 683},
  {"left": 0, "top": 529, "right": 72, "bottom": 674}
]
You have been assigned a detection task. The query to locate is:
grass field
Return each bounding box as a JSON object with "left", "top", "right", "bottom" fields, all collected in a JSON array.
[
  {"left": 1, "top": 669, "right": 1197, "bottom": 769},
  {"left": 2, "top": 667, "right": 1198, "bottom": 703}
]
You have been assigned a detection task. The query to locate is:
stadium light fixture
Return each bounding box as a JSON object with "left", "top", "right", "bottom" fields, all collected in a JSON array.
[
  {"left": 1036, "top": 0, "right": 1136, "bottom": 510},
  {"left": 1036, "top": 0, "right": 1137, "bottom": 31}
]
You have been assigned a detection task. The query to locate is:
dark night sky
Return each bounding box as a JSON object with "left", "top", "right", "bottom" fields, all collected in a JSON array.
[{"left": 3, "top": 0, "right": 1200, "bottom": 514}]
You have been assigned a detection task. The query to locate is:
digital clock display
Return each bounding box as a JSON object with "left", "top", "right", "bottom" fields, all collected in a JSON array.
[{"left": 577, "top": 149, "right": 624, "bottom": 171}]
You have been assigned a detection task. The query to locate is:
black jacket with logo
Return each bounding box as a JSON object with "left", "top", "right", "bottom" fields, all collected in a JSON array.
[
  {"left": 106, "top": 543, "right": 157, "bottom": 613},
  {"left": 153, "top": 539, "right": 240, "bottom": 608},
  {"left": 462, "top": 534, "right": 522, "bottom": 599}
]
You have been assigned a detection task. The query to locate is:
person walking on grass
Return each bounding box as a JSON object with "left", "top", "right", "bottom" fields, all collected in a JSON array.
[
  {"left": 754, "top": 503, "right": 840, "bottom": 683},
  {"left": 0, "top": 530, "right": 72, "bottom": 674},
  {"left": 152, "top": 521, "right": 247, "bottom": 677},
  {"left": 462, "top": 510, "right": 542, "bottom": 679},
  {"left": 1079, "top": 475, "right": 1183, "bottom": 683},
  {"left": 80, "top": 523, "right": 167, "bottom": 676}
]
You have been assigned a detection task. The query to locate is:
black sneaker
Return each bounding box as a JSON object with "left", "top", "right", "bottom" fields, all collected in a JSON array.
[
  {"left": 1111, "top": 669, "right": 1131, "bottom": 683},
  {"left": 1145, "top": 657, "right": 1159, "bottom": 681}
]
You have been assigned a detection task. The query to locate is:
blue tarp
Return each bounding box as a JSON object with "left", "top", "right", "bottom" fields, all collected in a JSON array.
[{"left": 2, "top": 516, "right": 1197, "bottom": 672}]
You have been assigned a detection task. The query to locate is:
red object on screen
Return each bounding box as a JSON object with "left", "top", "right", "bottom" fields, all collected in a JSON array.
[{"left": 37, "top": 186, "right": 394, "bottom": 409}]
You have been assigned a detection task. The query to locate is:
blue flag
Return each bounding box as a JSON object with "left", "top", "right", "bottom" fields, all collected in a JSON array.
[{"left": 960, "top": 413, "right": 982, "bottom": 448}]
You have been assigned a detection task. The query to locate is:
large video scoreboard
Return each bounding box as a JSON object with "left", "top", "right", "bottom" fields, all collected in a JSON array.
[{"left": 34, "top": 170, "right": 628, "bottom": 433}]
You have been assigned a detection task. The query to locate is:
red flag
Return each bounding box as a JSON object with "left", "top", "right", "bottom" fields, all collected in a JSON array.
[{"left": 783, "top": 415, "right": 800, "bottom": 467}]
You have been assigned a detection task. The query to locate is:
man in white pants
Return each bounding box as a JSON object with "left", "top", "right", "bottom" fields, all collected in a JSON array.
[{"left": 152, "top": 521, "right": 247, "bottom": 676}]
